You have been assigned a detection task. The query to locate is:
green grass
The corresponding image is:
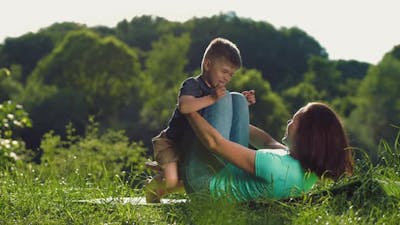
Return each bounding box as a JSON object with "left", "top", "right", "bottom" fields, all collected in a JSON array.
[{"left": 1, "top": 144, "right": 399, "bottom": 224}]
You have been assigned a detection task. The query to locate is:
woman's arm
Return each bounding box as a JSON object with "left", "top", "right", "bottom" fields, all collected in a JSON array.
[
  {"left": 185, "top": 112, "right": 256, "bottom": 174},
  {"left": 249, "top": 125, "right": 286, "bottom": 149}
]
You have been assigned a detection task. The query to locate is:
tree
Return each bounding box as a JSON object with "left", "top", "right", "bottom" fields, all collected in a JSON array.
[
  {"left": 139, "top": 33, "right": 191, "bottom": 135},
  {"left": 183, "top": 13, "right": 327, "bottom": 91},
  {"left": 348, "top": 45, "right": 400, "bottom": 158},
  {"left": 0, "top": 33, "right": 54, "bottom": 84},
  {"left": 0, "top": 65, "right": 24, "bottom": 104},
  {"left": 276, "top": 27, "right": 328, "bottom": 89},
  {"left": 282, "top": 82, "right": 322, "bottom": 114},
  {"left": 336, "top": 59, "right": 370, "bottom": 80},
  {"left": 21, "top": 30, "right": 142, "bottom": 148},
  {"left": 38, "top": 22, "right": 86, "bottom": 42},
  {"left": 30, "top": 30, "right": 141, "bottom": 117},
  {"left": 330, "top": 60, "right": 370, "bottom": 117},
  {"left": 115, "top": 16, "right": 184, "bottom": 51},
  {"left": 303, "top": 56, "right": 341, "bottom": 100},
  {"left": 228, "top": 69, "right": 289, "bottom": 139}
]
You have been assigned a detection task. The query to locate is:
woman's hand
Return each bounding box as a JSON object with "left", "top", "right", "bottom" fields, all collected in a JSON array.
[{"left": 242, "top": 90, "right": 256, "bottom": 105}]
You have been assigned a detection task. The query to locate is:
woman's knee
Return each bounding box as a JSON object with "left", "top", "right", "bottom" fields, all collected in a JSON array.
[
  {"left": 231, "top": 92, "right": 249, "bottom": 117},
  {"left": 231, "top": 92, "right": 248, "bottom": 107},
  {"left": 201, "top": 92, "right": 233, "bottom": 138},
  {"left": 204, "top": 91, "right": 232, "bottom": 113},
  {"left": 229, "top": 92, "right": 250, "bottom": 146}
]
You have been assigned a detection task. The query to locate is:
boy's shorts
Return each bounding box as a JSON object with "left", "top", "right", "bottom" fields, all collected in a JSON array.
[{"left": 152, "top": 130, "right": 179, "bottom": 166}]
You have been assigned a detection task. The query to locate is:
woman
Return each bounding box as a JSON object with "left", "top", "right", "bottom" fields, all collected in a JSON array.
[
  {"left": 147, "top": 92, "right": 353, "bottom": 202},
  {"left": 180, "top": 92, "right": 353, "bottom": 201}
]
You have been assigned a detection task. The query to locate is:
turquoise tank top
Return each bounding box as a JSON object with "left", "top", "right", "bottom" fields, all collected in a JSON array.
[{"left": 209, "top": 149, "right": 318, "bottom": 202}]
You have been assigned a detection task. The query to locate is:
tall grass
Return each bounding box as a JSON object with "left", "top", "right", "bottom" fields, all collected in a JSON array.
[{"left": 1, "top": 132, "right": 399, "bottom": 224}]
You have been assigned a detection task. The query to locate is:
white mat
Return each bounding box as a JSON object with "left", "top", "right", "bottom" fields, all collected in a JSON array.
[{"left": 75, "top": 197, "right": 187, "bottom": 205}]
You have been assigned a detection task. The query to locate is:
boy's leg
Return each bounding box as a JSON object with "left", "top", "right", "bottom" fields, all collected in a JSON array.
[
  {"left": 145, "top": 164, "right": 185, "bottom": 203},
  {"left": 163, "top": 162, "right": 180, "bottom": 189},
  {"left": 146, "top": 131, "right": 181, "bottom": 202},
  {"left": 180, "top": 92, "right": 233, "bottom": 193},
  {"left": 145, "top": 161, "right": 162, "bottom": 172},
  {"left": 144, "top": 173, "right": 163, "bottom": 203},
  {"left": 230, "top": 92, "right": 250, "bottom": 147}
]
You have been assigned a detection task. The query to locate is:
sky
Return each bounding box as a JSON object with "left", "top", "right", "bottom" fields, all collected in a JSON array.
[{"left": 1, "top": 0, "right": 400, "bottom": 64}]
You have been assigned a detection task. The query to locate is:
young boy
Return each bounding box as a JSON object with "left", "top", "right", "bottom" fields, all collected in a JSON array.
[{"left": 145, "top": 37, "right": 256, "bottom": 202}]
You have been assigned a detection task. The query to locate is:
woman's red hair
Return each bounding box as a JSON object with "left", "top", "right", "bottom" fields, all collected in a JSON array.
[{"left": 291, "top": 102, "right": 353, "bottom": 180}]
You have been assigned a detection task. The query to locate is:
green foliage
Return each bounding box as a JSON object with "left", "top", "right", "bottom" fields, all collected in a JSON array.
[
  {"left": 378, "top": 130, "right": 400, "bottom": 171},
  {"left": 115, "top": 16, "right": 184, "bottom": 51},
  {"left": 349, "top": 45, "right": 400, "bottom": 154},
  {"left": 228, "top": 69, "right": 289, "bottom": 138},
  {"left": 185, "top": 13, "right": 327, "bottom": 90},
  {"left": 20, "top": 30, "right": 144, "bottom": 147},
  {"left": 0, "top": 65, "right": 24, "bottom": 102},
  {"left": 0, "top": 32, "right": 54, "bottom": 83},
  {"left": 276, "top": 27, "right": 328, "bottom": 89},
  {"left": 0, "top": 136, "right": 399, "bottom": 224},
  {"left": 24, "top": 88, "right": 89, "bottom": 149},
  {"left": 304, "top": 56, "right": 341, "bottom": 100},
  {"left": 0, "top": 100, "right": 31, "bottom": 166},
  {"left": 0, "top": 67, "right": 11, "bottom": 77},
  {"left": 292, "top": 57, "right": 367, "bottom": 118},
  {"left": 40, "top": 120, "right": 147, "bottom": 180},
  {"left": 139, "top": 33, "right": 191, "bottom": 131},
  {"left": 282, "top": 82, "right": 322, "bottom": 114},
  {"left": 1, "top": 12, "right": 400, "bottom": 224},
  {"left": 31, "top": 30, "right": 141, "bottom": 115},
  {"left": 0, "top": 12, "right": 395, "bottom": 158},
  {"left": 336, "top": 59, "right": 370, "bottom": 80},
  {"left": 330, "top": 78, "right": 362, "bottom": 117},
  {"left": 38, "top": 22, "right": 87, "bottom": 44}
]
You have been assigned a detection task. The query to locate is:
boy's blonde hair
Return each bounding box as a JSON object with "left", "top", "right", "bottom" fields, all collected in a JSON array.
[{"left": 201, "top": 37, "right": 242, "bottom": 72}]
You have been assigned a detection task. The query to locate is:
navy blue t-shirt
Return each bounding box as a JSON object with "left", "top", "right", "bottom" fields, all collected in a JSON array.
[{"left": 165, "top": 75, "right": 212, "bottom": 141}]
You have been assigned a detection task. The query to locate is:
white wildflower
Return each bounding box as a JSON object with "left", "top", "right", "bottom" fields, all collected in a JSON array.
[
  {"left": 9, "top": 152, "right": 20, "bottom": 160},
  {"left": 11, "top": 140, "right": 19, "bottom": 146},
  {"left": 13, "top": 120, "right": 22, "bottom": 127}
]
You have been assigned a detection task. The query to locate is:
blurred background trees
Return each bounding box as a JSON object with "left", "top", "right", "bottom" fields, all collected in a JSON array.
[{"left": 1, "top": 13, "right": 398, "bottom": 164}]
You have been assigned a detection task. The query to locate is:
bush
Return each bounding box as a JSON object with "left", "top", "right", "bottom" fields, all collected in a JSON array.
[
  {"left": 0, "top": 100, "right": 31, "bottom": 166},
  {"left": 40, "top": 119, "right": 148, "bottom": 182}
]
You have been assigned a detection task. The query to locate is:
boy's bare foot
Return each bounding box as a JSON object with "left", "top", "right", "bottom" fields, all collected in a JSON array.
[
  {"left": 144, "top": 174, "right": 165, "bottom": 203},
  {"left": 145, "top": 161, "right": 162, "bottom": 172}
]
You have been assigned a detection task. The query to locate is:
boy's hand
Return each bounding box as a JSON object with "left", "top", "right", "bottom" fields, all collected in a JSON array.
[
  {"left": 242, "top": 90, "right": 256, "bottom": 105},
  {"left": 211, "top": 84, "right": 226, "bottom": 101}
]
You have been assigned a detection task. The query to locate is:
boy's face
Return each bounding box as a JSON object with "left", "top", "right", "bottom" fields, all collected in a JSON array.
[{"left": 203, "top": 57, "right": 238, "bottom": 88}]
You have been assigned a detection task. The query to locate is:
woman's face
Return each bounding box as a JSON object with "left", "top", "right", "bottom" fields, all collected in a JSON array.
[{"left": 282, "top": 107, "right": 305, "bottom": 147}]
